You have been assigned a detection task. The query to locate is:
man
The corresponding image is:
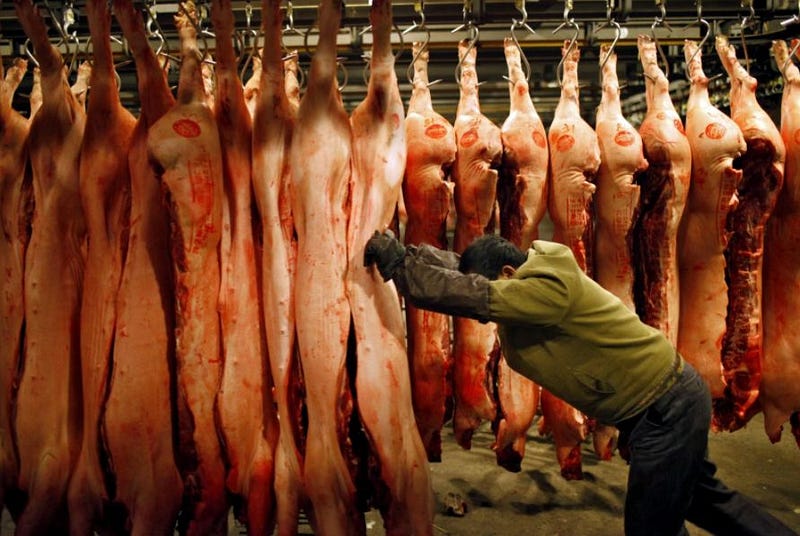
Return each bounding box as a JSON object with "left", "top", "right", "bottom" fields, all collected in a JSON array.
[{"left": 364, "top": 231, "right": 796, "bottom": 536}]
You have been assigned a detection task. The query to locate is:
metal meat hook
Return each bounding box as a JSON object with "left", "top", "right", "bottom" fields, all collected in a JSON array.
[
  {"left": 553, "top": 0, "right": 580, "bottom": 88},
  {"left": 145, "top": 0, "right": 169, "bottom": 60},
  {"left": 453, "top": 23, "right": 481, "bottom": 88},
  {"left": 357, "top": 22, "right": 405, "bottom": 63},
  {"left": 403, "top": 0, "right": 441, "bottom": 86},
  {"left": 782, "top": 39, "right": 800, "bottom": 77},
  {"left": 739, "top": 0, "right": 756, "bottom": 73},
  {"left": 598, "top": 19, "right": 622, "bottom": 73},
  {"left": 505, "top": 0, "right": 535, "bottom": 83},
  {"left": 452, "top": 0, "right": 483, "bottom": 88},
  {"left": 682, "top": 1, "right": 711, "bottom": 81},
  {"left": 648, "top": 0, "right": 671, "bottom": 79},
  {"left": 238, "top": 1, "right": 261, "bottom": 80}
]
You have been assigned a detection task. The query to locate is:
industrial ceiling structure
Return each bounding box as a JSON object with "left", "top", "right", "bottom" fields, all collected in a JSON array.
[{"left": 0, "top": 0, "right": 799, "bottom": 124}]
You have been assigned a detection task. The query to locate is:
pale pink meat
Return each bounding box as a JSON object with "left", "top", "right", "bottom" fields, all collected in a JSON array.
[
  {"left": 760, "top": 40, "right": 800, "bottom": 446},
  {"left": 289, "top": 0, "right": 361, "bottom": 533},
  {"left": 104, "top": 2, "right": 184, "bottom": 533},
  {"left": 544, "top": 41, "right": 597, "bottom": 480},
  {"left": 71, "top": 61, "right": 92, "bottom": 109},
  {"left": 146, "top": 4, "right": 227, "bottom": 533},
  {"left": 451, "top": 39, "right": 503, "bottom": 449},
  {"left": 494, "top": 37, "right": 545, "bottom": 471},
  {"left": 714, "top": 36, "right": 786, "bottom": 430},
  {"left": 13, "top": 0, "right": 86, "bottom": 532},
  {"left": 349, "top": 2, "right": 434, "bottom": 533},
  {"left": 0, "top": 56, "right": 31, "bottom": 516},
  {"left": 212, "top": 1, "right": 278, "bottom": 533},
  {"left": 594, "top": 44, "right": 646, "bottom": 311},
  {"left": 678, "top": 39, "right": 745, "bottom": 400},
  {"left": 67, "top": 2, "right": 137, "bottom": 532},
  {"left": 252, "top": 0, "right": 305, "bottom": 533},
  {"left": 402, "top": 41, "right": 456, "bottom": 463}
]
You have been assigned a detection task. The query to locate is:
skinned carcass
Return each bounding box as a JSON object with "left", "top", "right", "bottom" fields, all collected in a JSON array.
[
  {"left": 104, "top": 1, "right": 185, "bottom": 533},
  {"left": 67, "top": 1, "right": 136, "bottom": 532},
  {"left": 592, "top": 43, "right": 648, "bottom": 460},
  {"left": 146, "top": 3, "right": 227, "bottom": 533},
  {"left": 761, "top": 40, "right": 800, "bottom": 447},
  {"left": 714, "top": 36, "right": 785, "bottom": 430},
  {"left": 678, "top": 39, "right": 745, "bottom": 401},
  {"left": 252, "top": 0, "right": 305, "bottom": 533},
  {"left": 633, "top": 35, "right": 691, "bottom": 345},
  {"left": 13, "top": 0, "right": 86, "bottom": 532},
  {"left": 544, "top": 41, "right": 598, "bottom": 480},
  {"left": 403, "top": 41, "right": 456, "bottom": 463},
  {"left": 594, "top": 44, "right": 647, "bottom": 311},
  {"left": 349, "top": 1, "right": 435, "bottom": 533},
  {"left": 495, "top": 37, "right": 546, "bottom": 471},
  {"left": 289, "top": 0, "right": 361, "bottom": 533},
  {"left": 0, "top": 56, "right": 32, "bottom": 518},
  {"left": 212, "top": 0, "right": 279, "bottom": 532},
  {"left": 451, "top": 38, "right": 503, "bottom": 450}
]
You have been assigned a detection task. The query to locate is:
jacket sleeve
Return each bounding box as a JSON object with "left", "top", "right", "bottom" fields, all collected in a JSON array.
[
  {"left": 410, "top": 244, "right": 461, "bottom": 270},
  {"left": 392, "top": 245, "right": 492, "bottom": 322}
]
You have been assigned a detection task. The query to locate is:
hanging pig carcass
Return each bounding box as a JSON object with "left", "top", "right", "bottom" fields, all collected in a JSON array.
[
  {"left": 403, "top": 41, "right": 456, "bottom": 463},
  {"left": 678, "top": 39, "right": 745, "bottom": 401},
  {"left": 146, "top": 3, "right": 228, "bottom": 532},
  {"left": 495, "top": 37, "right": 546, "bottom": 471},
  {"left": 544, "top": 40, "right": 597, "bottom": 480},
  {"left": 714, "top": 36, "right": 785, "bottom": 431}
]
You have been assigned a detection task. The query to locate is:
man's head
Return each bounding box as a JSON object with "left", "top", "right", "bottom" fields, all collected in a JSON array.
[{"left": 458, "top": 234, "right": 527, "bottom": 280}]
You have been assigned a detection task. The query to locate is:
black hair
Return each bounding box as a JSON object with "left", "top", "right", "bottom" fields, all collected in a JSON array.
[{"left": 458, "top": 234, "right": 527, "bottom": 280}]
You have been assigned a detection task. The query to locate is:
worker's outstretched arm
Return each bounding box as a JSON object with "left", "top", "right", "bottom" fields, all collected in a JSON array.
[{"left": 364, "top": 230, "right": 491, "bottom": 322}]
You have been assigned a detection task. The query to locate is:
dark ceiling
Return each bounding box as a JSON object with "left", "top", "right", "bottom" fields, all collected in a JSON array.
[{"left": 1, "top": 0, "right": 799, "bottom": 124}]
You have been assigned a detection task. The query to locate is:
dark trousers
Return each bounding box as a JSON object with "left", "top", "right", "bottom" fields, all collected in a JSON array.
[{"left": 620, "top": 363, "right": 797, "bottom": 536}]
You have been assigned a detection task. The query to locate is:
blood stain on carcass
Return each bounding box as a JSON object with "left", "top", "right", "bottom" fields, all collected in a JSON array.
[{"left": 172, "top": 118, "right": 201, "bottom": 138}]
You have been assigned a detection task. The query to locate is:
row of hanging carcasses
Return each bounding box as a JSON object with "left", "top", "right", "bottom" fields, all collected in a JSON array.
[
  {"left": 1, "top": 0, "right": 439, "bottom": 534},
  {"left": 1, "top": 0, "right": 800, "bottom": 534},
  {"left": 400, "top": 24, "right": 800, "bottom": 488}
]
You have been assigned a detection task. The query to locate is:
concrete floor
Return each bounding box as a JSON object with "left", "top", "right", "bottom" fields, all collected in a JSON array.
[
  {"left": 1, "top": 412, "right": 797, "bottom": 534},
  {"left": 358, "top": 412, "right": 800, "bottom": 536}
]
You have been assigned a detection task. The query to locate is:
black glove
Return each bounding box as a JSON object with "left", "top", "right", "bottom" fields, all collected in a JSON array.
[{"left": 364, "top": 230, "right": 406, "bottom": 281}]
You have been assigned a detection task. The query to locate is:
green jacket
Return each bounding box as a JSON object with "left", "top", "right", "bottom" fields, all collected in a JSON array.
[
  {"left": 397, "top": 240, "right": 681, "bottom": 424},
  {"left": 488, "top": 240, "right": 679, "bottom": 424}
]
